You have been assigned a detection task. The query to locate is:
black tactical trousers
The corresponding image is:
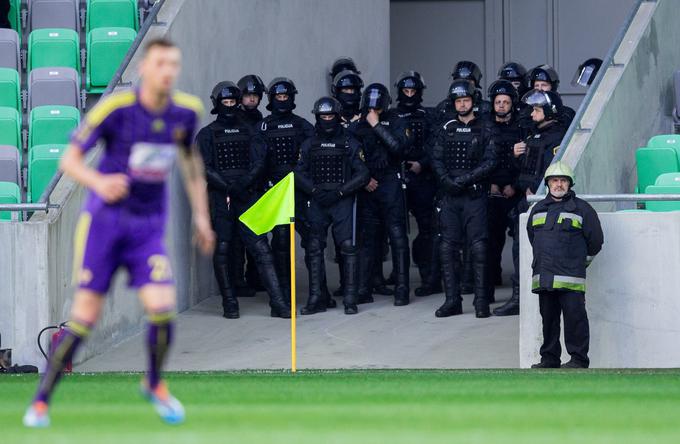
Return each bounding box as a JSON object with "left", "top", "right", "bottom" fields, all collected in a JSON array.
[
  {"left": 538, "top": 290, "right": 590, "bottom": 367},
  {"left": 405, "top": 170, "right": 437, "bottom": 281}
]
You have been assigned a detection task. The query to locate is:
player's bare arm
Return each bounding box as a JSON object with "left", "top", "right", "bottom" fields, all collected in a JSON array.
[
  {"left": 177, "top": 144, "right": 215, "bottom": 255},
  {"left": 60, "top": 143, "right": 130, "bottom": 204}
]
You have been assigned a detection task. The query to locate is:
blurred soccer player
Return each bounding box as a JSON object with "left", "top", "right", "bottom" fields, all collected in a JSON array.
[{"left": 23, "top": 38, "right": 214, "bottom": 427}]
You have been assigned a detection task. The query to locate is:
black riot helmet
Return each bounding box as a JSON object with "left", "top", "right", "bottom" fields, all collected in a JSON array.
[
  {"left": 498, "top": 61, "right": 528, "bottom": 95},
  {"left": 448, "top": 79, "right": 476, "bottom": 101},
  {"left": 210, "top": 81, "right": 241, "bottom": 116},
  {"left": 394, "top": 71, "right": 426, "bottom": 107},
  {"left": 498, "top": 62, "right": 527, "bottom": 83},
  {"left": 361, "top": 83, "right": 391, "bottom": 111},
  {"left": 452, "top": 61, "right": 482, "bottom": 88},
  {"left": 266, "top": 77, "right": 298, "bottom": 112},
  {"left": 522, "top": 89, "right": 563, "bottom": 121},
  {"left": 237, "top": 74, "right": 265, "bottom": 98},
  {"left": 331, "top": 69, "right": 364, "bottom": 114},
  {"left": 329, "top": 57, "right": 361, "bottom": 79},
  {"left": 527, "top": 64, "right": 560, "bottom": 91},
  {"left": 312, "top": 96, "right": 343, "bottom": 134},
  {"left": 572, "top": 58, "right": 603, "bottom": 87},
  {"left": 487, "top": 79, "right": 519, "bottom": 103}
]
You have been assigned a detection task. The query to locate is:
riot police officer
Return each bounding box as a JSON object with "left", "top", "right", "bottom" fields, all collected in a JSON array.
[
  {"left": 332, "top": 69, "right": 364, "bottom": 127},
  {"left": 526, "top": 65, "right": 576, "bottom": 128},
  {"left": 296, "top": 97, "right": 369, "bottom": 315},
  {"left": 431, "top": 79, "right": 497, "bottom": 318},
  {"left": 391, "top": 71, "right": 441, "bottom": 296},
  {"left": 256, "top": 77, "right": 315, "bottom": 301},
  {"left": 529, "top": 162, "right": 603, "bottom": 368},
  {"left": 196, "top": 81, "right": 291, "bottom": 319},
  {"left": 237, "top": 74, "right": 266, "bottom": 127},
  {"left": 349, "top": 83, "right": 411, "bottom": 306},
  {"left": 486, "top": 80, "right": 523, "bottom": 295},
  {"left": 329, "top": 56, "right": 361, "bottom": 87},
  {"left": 494, "top": 89, "right": 567, "bottom": 316},
  {"left": 498, "top": 62, "right": 529, "bottom": 97},
  {"left": 236, "top": 74, "right": 267, "bottom": 293},
  {"left": 436, "top": 61, "right": 492, "bottom": 123}
]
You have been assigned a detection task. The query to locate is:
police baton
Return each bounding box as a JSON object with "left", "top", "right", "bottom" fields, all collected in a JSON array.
[{"left": 351, "top": 195, "right": 358, "bottom": 247}]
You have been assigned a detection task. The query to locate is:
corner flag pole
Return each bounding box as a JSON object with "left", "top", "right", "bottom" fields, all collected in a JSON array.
[{"left": 290, "top": 218, "right": 297, "bottom": 373}]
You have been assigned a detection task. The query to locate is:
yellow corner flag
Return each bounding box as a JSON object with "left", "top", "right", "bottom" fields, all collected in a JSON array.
[
  {"left": 239, "top": 172, "right": 298, "bottom": 372},
  {"left": 239, "top": 172, "right": 295, "bottom": 235}
]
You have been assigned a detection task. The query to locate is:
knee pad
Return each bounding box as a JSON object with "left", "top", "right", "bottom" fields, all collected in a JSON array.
[
  {"left": 339, "top": 239, "right": 357, "bottom": 256},
  {"left": 470, "top": 240, "right": 488, "bottom": 263},
  {"left": 306, "top": 237, "right": 323, "bottom": 255},
  {"left": 387, "top": 224, "right": 408, "bottom": 251}
]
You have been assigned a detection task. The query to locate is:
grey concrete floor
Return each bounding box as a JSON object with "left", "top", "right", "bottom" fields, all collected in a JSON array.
[{"left": 78, "top": 242, "right": 520, "bottom": 371}]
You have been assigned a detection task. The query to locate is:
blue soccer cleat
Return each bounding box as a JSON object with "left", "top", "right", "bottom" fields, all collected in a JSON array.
[
  {"left": 23, "top": 401, "right": 50, "bottom": 428},
  {"left": 140, "top": 380, "right": 185, "bottom": 425}
]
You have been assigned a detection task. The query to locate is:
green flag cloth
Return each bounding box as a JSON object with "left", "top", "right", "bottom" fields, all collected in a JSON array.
[{"left": 239, "top": 172, "right": 295, "bottom": 235}]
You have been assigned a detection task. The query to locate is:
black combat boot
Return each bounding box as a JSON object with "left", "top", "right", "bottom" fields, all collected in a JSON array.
[
  {"left": 301, "top": 244, "right": 326, "bottom": 315},
  {"left": 493, "top": 283, "right": 520, "bottom": 316},
  {"left": 389, "top": 225, "right": 410, "bottom": 306},
  {"left": 340, "top": 241, "right": 359, "bottom": 315},
  {"left": 250, "top": 239, "right": 290, "bottom": 318},
  {"left": 435, "top": 239, "right": 463, "bottom": 317},
  {"left": 214, "top": 241, "right": 239, "bottom": 319},
  {"left": 415, "top": 235, "right": 442, "bottom": 296}
]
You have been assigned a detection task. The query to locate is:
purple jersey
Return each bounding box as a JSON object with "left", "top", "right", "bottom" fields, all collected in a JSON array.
[{"left": 71, "top": 88, "right": 203, "bottom": 215}]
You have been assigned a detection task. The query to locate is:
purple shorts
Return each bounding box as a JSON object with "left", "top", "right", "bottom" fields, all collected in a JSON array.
[{"left": 72, "top": 206, "right": 173, "bottom": 294}]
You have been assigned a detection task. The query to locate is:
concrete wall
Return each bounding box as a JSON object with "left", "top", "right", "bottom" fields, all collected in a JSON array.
[
  {"left": 390, "top": 0, "right": 636, "bottom": 109},
  {"left": 561, "top": 0, "right": 680, "bottom": 199},
  {"left": 167, "top": 0, "right": 391, "bottom": 125},
  {"left": 0, "top": 0, "right": 390, "bottom": 367},
  {"left": 520, "top": 211, "right": 680, "bottom": 368}
]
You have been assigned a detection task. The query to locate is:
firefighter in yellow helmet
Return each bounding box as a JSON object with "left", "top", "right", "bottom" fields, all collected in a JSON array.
[{"left": 527, "top": 161, "right": 604, "bottom": 368}]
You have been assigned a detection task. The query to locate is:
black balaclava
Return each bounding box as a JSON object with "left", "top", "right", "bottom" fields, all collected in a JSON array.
[
  {"left": 269, "top": 95, "right": 296, "bottom": 114},
  {"left": 396, "top": 89, "right": 423, "bottom": 110},
  {"left": 316, "top": 114, "right": 341, "bottom": 135}
]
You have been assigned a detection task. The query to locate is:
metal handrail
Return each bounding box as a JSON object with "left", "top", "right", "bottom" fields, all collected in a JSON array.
[
  {"left": 527, "top": 193, "right": 680, "bottom": 203},
  {"left": 0, "top": 0, "right": 167, "bottom": 217},
  {"left": 536, "top": 0, "right": 651, "bottom": 194}
]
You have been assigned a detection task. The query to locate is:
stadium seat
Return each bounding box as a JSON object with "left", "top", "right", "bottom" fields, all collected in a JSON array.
[
  {"left": 0, "top": 107, "right": 21, "bottom": 151},
  {"left": 0, "top": 68, "right": 21, "bottom": 112},
  {"left": 29, "top": 105, "right": 80, "bottom": 150},
  {"left": 644, "top": 185, "right": 680, "bottom": 212},
  {"left": 28, "top": 0, "right": 80, "bottom": 32},
  {"left": 27, "top": 67, "right": 81, "bottom": 111},
  {"left": 0, "top": 145, "right": 20, "bottom": 184},
  {"left": 635, "top": 147, "right": 678, "bottom": 194},
  {"left": 0, "top": 181, "right": 21, "bottom": 221},
  {"left": 86, "top": 0, "right": 139, "bottom": 33},
  {"left": 654, "top": 172, "right": 680, "bottom": 186},
  {"left": 27, "top": 28, "right": 81, "bottom": 72},
  {"left": 0, "top": 29, "right": 20, "bottom": 71},
  {"left": 86, "top": 27, "right": 136, "bottom": 93},
  {"left": 648, "top": 134, "right": 680, "bottom": 163},
  {"left": 28, "top": 144, "right": 67, "bottom": 203}
]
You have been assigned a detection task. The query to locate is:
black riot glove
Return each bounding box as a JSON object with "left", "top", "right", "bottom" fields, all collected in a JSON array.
[{"left": 442, "top": 176, "right": 465, "bottom": 195}]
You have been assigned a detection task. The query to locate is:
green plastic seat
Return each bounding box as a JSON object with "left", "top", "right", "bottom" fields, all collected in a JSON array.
[
  {"left": 654, "top": 172, "right": 680, "bottom": 186},
  {"left": 27, "top": 28, "right": 81, "bottom": 72},
  {"left": 648, "top": 134, "right": 680, "bottom": 166},
  {"left": 0, "top": 68, "right": 21, "bottom": 113},
  {"left": 0, "top": 181, "right": 21, "bottom": 221},
  {"left": 0, "top": 107, "right": 21, "bottom": 151},
  {"left": 86, "top": 0, "right": 139, "bottom": 32},
  {"left": 86, "top": 27, "right": 136, "bottom": 93},
  {"left": 644, "top": 184, "right": 680, "bottom": 212},
  {"left": 635, "top": 147, "right": 678, "bottom": 194},
  {"left": 28, "top": 144, "right": 67, "bottom": 203},
  {"left": 29, "top": 106, "right": 80, "bottom": 151}
]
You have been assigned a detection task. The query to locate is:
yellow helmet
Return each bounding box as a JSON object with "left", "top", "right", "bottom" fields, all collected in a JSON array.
[{"left": 544, "top": 161, "right": 575, "bottom": 186}]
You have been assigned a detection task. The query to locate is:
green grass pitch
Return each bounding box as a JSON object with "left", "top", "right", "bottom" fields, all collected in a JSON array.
[{"left": 2, "top": 370, "right": 680, "bottom": 443}]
